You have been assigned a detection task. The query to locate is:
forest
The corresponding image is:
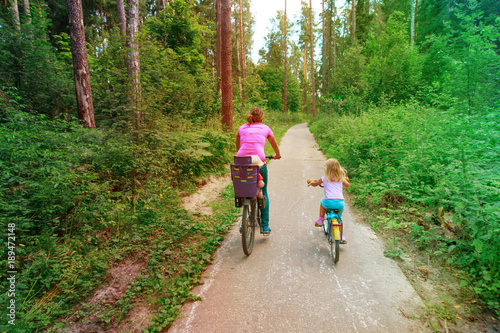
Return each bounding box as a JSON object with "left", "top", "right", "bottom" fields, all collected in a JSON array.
[{"left": 0, "top": 0, "right": 499, "bottom": 331}]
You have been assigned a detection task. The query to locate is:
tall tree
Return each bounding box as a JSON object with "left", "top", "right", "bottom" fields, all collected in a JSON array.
[
  {"left": 283, "top": 0, "right": 288, "bottom": 113},
  {"left": 220, "top": 0, "right": 232, "bottom": 130},
  {"left": 116, "top": 0, "right": 126, "bottom": 38},
  {"left": 410, "top": 0, "right": 416, "bottom": 46},
  {"left": 321, "top": 0, "right": 326, "bottom": 92},
  {"left": 309, "top": 0, "right": 317, "bottom": 117},
  {"left": 352, "top": 0, "right": 356, "bottom": 42},
  {"left": 216, "top": 0, "right": 222, "bottom": 95},
  {"left": 67, "top": 0, "right": 96, "bottom": 128},
  {"left": 22, "top": 0, "right": 31, "bottom": 24},
  {"left": 126, "top": 0, "right": 142, "bottom": 126},
  {"left": 239, "top": 0, "right": 246, "bottom": 84},
  {"left": 10, "top": 0, "right": 21, "bottom": 30}
]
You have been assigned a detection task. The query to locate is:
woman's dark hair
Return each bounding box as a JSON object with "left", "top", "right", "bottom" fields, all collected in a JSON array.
[{"left": 247, "top": 107, "right": 264, "bottom": 124}]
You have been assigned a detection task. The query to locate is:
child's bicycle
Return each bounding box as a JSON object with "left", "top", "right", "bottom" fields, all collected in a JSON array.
[
  {"left": 231, "top": 156, "right": 273, "bottom": 256},
  {"left": 308, "top": 179, "right": 347, "bottom": 264}
]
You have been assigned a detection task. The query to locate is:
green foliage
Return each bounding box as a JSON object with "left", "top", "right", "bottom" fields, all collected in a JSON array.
[
  {"left": 309, "top": 103, "right": 500, "bottom": 312},
  {"left": 0, "top": 91, "right": 233, "bottom": 330},
  {"left": 256, "top": 65, "right": 301, "bottom": 112},
  {"left": 364, "top": 12, "right": 423, "bottom": 104},
  {"left": 0, "top": 6, "right": 74, "bottom": 119}
]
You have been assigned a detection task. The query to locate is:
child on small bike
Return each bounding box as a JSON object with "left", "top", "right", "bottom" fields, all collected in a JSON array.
[{"left": 308, "top": 158, "right": 350, "bottom": 243}]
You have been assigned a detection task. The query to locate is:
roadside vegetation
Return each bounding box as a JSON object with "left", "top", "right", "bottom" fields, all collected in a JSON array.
[
  {"left": 1, "top": 0, "right": 498, "bottom": 331},
  {"left": 0, "top": 93, "right": 302, "bottom": 331}
]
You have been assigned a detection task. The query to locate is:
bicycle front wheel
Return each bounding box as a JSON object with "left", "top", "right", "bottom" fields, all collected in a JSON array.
[
  {"left": 241, "top": 203, "right": 255, "bottom": 256},
  {"left": 329, "top": 225, "right": 340, "bottom": 264},
  {"left": 322, "top": 217, "right": 329, "bottom": 235}
]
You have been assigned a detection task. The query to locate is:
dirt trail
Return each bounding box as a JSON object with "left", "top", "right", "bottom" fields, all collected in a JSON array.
[{"left": 169, "top": 123, "right": 428, "bottom": 332}]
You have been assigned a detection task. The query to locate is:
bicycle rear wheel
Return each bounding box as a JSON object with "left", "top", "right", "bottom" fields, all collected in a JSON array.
[
  {"left": 329, "top": 221, "right": 340, "bottom": 264},
  {"left": 241, "top": 202, "right": 256, "bottom": 255}
]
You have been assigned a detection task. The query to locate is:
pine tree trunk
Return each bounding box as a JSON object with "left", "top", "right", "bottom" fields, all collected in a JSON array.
[
  {"left": 126, "top": 0, "right": 142, "bottom": 126},
  {"left": 220, "top": 0, "right": 232, "bottom": 131},
  {"left": 236, "top": 38, "right": 242, "bottom": 99},
  {"left": 22, "top": 0, "right": 31, "bottom": 24},
  {"left": 283, "top": 0, "right": 287, "bottom": 113},
  {"left": 303, "top": 43, "right": 308, "bottom": 82},
  {"left": 67, "top": 0, "right": 96, "bottom": 128},
  {"left": 10, "top": 0, "right": 20, "bottom": 30},
  {"left": 351, "top": 0, "right": 356, "bottom": 43},
  {"left": 116, "top": 0, "right": 126, "bottom": 38},
  {"left": 302, "top": 42, "right": 307, "bottom": 112},
  {"left": 239, "top": 0, "right": 246, "bottom": 81},
  {"left": 216, "top": 0, "right": 222, "bottom": 96},
  {"left": 326, "top": 0, "right": 333, "bottom": 92},
  {"left": 321, "top": 0, "right": 326, "bottom": 93},
  {"left": 411, "top": 0, "right": 416, "bottom": 47},
  {"left": 309, "top": 0, "right": 317, "bottom": 117}
]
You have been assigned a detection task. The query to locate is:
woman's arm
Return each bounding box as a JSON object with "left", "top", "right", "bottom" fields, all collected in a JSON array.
[{"left": 268, "top": 134, "right": 281, "bottom": 159}]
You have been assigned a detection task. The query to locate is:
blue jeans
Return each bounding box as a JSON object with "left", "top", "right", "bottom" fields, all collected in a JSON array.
[{"left": 259, "top": 165, "right": 269, "bottom": 228}]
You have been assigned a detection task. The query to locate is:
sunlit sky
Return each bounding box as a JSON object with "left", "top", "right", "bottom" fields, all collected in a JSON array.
[{"left": 250, "top": 0, "right": 346, "bottom": 63}]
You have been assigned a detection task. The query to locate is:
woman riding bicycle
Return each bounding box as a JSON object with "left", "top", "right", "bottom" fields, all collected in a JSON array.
[{"left": 236, "top": 107, "right": 281, "bottom": 234}]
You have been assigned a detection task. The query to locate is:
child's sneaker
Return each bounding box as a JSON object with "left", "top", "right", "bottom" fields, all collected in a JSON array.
[
  {"left": 341, "top": 234, "right": 347, "bottom": 244},
  {"left": 315, "top": 218, "right": 324, "bottom": 227}
]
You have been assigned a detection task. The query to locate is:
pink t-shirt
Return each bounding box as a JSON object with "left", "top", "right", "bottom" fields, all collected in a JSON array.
[
  {"left": 321, "top": 176, "right": 344, "bottom": 200},
  {"left": 237, "top": 123, "right": 273, "bottom": 163}
]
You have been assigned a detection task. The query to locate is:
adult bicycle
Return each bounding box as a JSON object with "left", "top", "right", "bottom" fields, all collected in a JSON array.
[{"left": 231, "top": 156, "right": 273, "bottom": 256}]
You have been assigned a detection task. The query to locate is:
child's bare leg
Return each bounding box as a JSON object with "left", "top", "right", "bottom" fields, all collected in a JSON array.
[
  {"left": 319, "top": 205, "right": 326, "bottom": 217},
  {"left": 315, "top": 205, "right": 326, "bottom": 227}
]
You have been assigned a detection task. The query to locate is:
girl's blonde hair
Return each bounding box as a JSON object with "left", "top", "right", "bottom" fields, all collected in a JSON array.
[
  {"left": 247, "top": 107, "right": 264, "bottom": 124},
  {"left": 324, "top": 158, "right": 347, "bottom": 182}
]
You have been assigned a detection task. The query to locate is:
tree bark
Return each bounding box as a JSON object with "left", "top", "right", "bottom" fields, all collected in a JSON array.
[
  {"left": 67, "top": 0, "right": 96, "bottom": 128},
  {"left": 239, "top": 0, "right": 246, "bottom": 79},
  {"left": 216, "top": 0, "right": 222, "bottom": 96},
  {"left": 236, "top": 37, "right": 242, "bottom": 99},
  {"left": 309, "top": 0, "right": 317, "bottom": 117},
  {"left": 283, "top": 0, "right": 287, "bottom": 113},
  {"left": 411, "top": 0, "right": 416, "bottom": 47},
  {"left": 351, "top": 0, "right": 356, "bottom": 43},
  {"left": 22, "top": 0, "right": 31, "bottom": 24},
  {"left": 116, "top": 0, "right": 126, "bottom": 38},
  {"left": 126, "top": 0, "right": 142, "bottom": 126},
  {"left": 10, "top": 0, "right": 20, "bottom": 30},
  {"left": 220, "top": 0, "right": 232, "bottom": 131},
  {"left": 303, "top": 42, "right": 308, "bottom": 82},
  {"left": 321, "top": 0, "right": 326, "bottom": 93},
  {"left": 239, "top": 0, "right": 246, "bottom": 100}
]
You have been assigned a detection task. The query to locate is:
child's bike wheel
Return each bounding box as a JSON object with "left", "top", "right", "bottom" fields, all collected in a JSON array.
[
  {"left": 241, "top": 203, "right": 255, "bottom": 256},
  {"left": 329, "top": 222, "right": 340, "bottom": 264},
  {"left": 322, "top": 218, "right": 329, "bottom": 235}
]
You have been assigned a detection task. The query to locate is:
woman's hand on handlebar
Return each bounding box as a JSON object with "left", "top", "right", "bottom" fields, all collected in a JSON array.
[{"left": 266, "top": 154, "right": 281, "bottom": 160}]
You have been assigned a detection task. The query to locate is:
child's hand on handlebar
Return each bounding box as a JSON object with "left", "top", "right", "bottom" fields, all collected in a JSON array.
[{"left": 307, "top": 179, "right": 315, "bottom": 184}]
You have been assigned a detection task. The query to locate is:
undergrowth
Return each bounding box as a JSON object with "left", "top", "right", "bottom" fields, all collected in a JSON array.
[
  {"left": 0, "top": 94, "right": 301, "bottom": 332},
  {"left": 309, "top": 103, "right": 500, "bottom": 315}
]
